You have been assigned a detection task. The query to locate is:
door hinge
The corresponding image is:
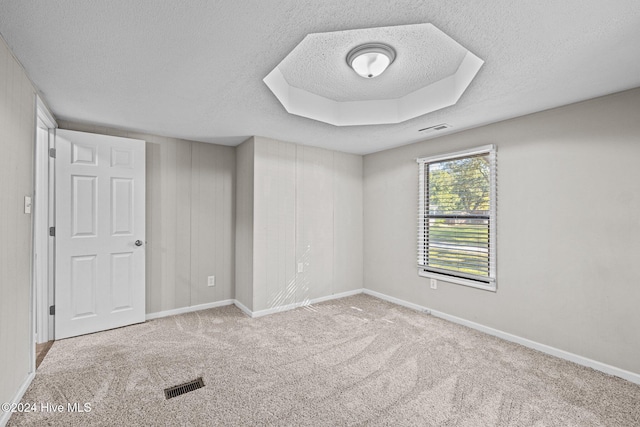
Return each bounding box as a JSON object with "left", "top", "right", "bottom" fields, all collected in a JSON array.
[
  {"left": 49, "top": 305, "right": 55, "bottom": 315},
  {"left": 49, "top": 226, "right": 55, "bottom": 237},
  {"left": 49, "top": 148, "right": 56, "bottom": 158}
]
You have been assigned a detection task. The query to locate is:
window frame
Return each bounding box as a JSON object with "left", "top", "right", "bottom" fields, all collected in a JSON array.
[{"left": 417, "top": 144, "right": 497, "bottom": 292}]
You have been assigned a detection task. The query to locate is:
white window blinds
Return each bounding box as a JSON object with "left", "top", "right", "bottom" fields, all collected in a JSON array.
[{"left": 417, "top": 145, "right": 497, "bottom": 290}]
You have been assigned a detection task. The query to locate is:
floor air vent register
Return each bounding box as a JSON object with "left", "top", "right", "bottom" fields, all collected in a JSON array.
[{"left": 164, "top": 377, "right": 205, "bottom": 399}]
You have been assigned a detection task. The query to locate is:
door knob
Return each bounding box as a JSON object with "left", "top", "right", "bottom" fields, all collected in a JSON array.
[{"left": 135, "top": 240, "right": 143, "bottom": 246}]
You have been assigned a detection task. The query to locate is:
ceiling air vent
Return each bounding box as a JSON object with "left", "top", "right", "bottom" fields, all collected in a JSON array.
[{"left": 418, "top": 123, "right": 451, "bottom": 133}]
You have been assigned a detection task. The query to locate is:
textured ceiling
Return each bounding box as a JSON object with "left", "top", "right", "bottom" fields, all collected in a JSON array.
[
  {"left": 279, "top": 24, "right": 467, "bottom": 102},
  {"left": 0, "top": 0, "right": 639, "bottom": 154},
  {"left": 264, "top": 23, "right": 483, "bottom": 126}
]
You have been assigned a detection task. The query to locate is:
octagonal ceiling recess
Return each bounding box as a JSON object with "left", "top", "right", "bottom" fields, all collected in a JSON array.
[{"left": 264, "top": 23, "right": 484, "bottom": 126}]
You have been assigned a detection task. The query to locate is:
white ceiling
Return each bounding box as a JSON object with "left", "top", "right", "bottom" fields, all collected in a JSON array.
[
  {"left": 0, "top": 0, "right": 639, "bottom": 154},
  {"left": 278, "top": 24, "right": 468, "bottom": 102},
  {"left": 264, "top": 23, "right": 483, "bottom": 126}
]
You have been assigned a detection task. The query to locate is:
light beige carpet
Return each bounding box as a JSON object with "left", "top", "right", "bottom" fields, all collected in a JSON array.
[{"left": 8, "top": 294, "right": 640, "bottom": 426}]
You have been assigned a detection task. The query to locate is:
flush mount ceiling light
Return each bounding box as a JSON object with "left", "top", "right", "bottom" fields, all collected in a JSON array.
[
  {"left": 264, "top": 23, "right": 484, "bottom": 126},
  {"left": 346, "top": 43, "right": 396, "bottom": 78}
]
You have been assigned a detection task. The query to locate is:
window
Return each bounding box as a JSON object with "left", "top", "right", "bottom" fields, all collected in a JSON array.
[{"left": 417, "top": 145, "right": 497, "bottom": 291}]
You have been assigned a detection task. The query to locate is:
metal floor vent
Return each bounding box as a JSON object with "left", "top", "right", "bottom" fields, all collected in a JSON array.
[{"left": 164, "top": 377, "right": 205, "bottom": 399}]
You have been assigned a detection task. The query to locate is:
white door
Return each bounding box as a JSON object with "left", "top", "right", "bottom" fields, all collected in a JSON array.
[{"left": 55, "top": 129, "right": 145, "bottom": 339}]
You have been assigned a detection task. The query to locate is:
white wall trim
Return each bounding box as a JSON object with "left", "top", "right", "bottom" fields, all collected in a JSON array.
[
  {"left": 429, "top": 308, "right": 640, "bottom": 385},
  {"left": 33, "top": 95, "right": 56, "bottom": 347},
  {"left": 416, "top": 144, "right": 495, "bottom": 164},
  {"left": 145, "top": 300, "right": 234, "bottom": 321},
  {"left": 236, "top": 288, "right": 363, "bottom": 318},
  {"left": 362, "top": 289, "right": 640, "bottom": 385},
  {"left": 144, "top": 289, "right": 640, "bottom": 385},
  {"left": 36, "top": 95, "right": 57, "bottom": 129},
  {"left": 0, "top": 372, "right": 36, "bottom": 427},
  {"left": 250, "top": 289, "right": 364, "bottom": 318},
  {"left": 418, "top": 269, "right": 496, "bottom": 292},
  {"left": 363, "top": 289, "right": 430, "bottom": 313},
  {"left": 145, "top": 290, "right": 365, "bottom": 321},
  {"left": 33, "top": 116, "right": 52, "bottom": 344},
  {"left": 306, "top": 288, "right": 364, "bottom": 305},
  {"left": 233, "top": 300, "right": 253, "bottom": 318}
]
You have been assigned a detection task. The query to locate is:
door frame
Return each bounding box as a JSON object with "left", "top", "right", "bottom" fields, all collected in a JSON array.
[{"left": 33, "top": 95, "right": 57, "bottom": 349}]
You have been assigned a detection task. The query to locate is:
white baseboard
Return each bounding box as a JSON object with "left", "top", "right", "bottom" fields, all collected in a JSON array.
[
  {"left": 145, "top": 299, "right": 234, "bottom": 321},
  {"left": 249, "top": 289, "right": 364, "bottom": 318},
  {"left": 363, "top": 289, "right": 640, "bottom": 385},
  {"left": 233, "top": 299, "right": 253, "bottom": 318},
  {"left": 147, "top": 290, "right": 365, "bottom": 321},
  {"left": 0, "top": 372, "right": 35, "bottom": 427},
  {"left": 142, "top": 289, "right": 639, "bottom": 385},
  {"left": 363, "top": 289, "right": 429, "bottom": 313},
  {"left": 308, "top": 288, "right": 364, "bottom": 305}
]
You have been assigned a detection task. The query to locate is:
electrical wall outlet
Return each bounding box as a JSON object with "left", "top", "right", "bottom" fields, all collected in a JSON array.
[
  {"left": 297, "top": 263, "right": 304, "bottom": 273},
  {"left": 207, "top": 276, "right": 215, "bottom": 287},
  {"left": 430, "top": 278, "right": 437, "bottom": 290}
]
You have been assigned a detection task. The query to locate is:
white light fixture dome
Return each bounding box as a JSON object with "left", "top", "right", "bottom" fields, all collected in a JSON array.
[{"left": 347, "top": 43, "right": 396, "bottom": 78}]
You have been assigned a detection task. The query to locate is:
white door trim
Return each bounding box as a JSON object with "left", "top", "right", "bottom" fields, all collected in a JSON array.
[{"left": 33, "top": 95, "right": 56, "bottom": 347}]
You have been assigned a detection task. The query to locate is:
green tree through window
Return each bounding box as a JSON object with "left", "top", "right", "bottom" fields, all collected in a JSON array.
[
  {"left": 429, "top": 156, "right": 490, "bottom": 215},
  {"left": 418, "top": 147, "right": 496, "bottom": 287}
]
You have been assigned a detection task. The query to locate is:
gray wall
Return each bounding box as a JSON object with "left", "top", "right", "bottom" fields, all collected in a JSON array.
[
  {"left": 253, "top": 137, "right": 297, "bottom": 310},
  {"left": 0, "top": 37, "right": 35, "bottom": 407},
  {"left": 58, "top": 121, "right": 236, "bottom": 314},
  {"left": 363, "top": 88, "right": 640, "bottom": 374},
  {"left": 252, "top": 136, "right": 363, "bottom": 312},
  {"left": 235, "top": 137, "right": 254, "bottom": 310}
]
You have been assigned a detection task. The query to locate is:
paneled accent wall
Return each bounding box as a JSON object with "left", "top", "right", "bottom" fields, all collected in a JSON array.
[
  {"left": 295, "top": 146, "right": 334, "bottom": 302},
  {"left": 190, "top": 142, "right": 234, "bottom": 305},
  {"left": 145, "top": 134, "right": 191, "bottom": 311},
  {"left": 332, "top": 151, "right": 363, "bottom": 294},
  {"left": 0, "top": 34, "right": 36, "bottom": 410},
  {"left": 235, "top": 138, "right": 255, "bottom": 310},
  {"left": 253, "top": 138, "right": 298, "bottom": 309},
  {"left": 57, "top": 121, "right": 235, "bottom": 314},
  {"left": 251, "top": 136, "right": 363, "bottom": 312}
]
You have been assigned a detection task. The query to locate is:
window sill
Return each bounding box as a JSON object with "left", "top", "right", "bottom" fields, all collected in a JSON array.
[{"left": 418, "top": 269, "right": 496, "bottom": 292}]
